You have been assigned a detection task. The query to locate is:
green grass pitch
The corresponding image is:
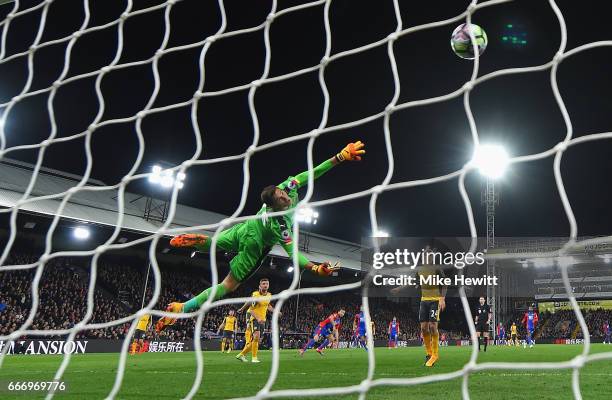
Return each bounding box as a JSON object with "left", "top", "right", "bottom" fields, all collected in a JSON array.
[{"left": 1, "top": 345, "right": 610, "bottom": 399}]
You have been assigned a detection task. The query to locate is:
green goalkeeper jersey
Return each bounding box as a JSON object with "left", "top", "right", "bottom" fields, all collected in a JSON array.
[{"left": 243, "top": 158, "right": 334, "bottom": 267}]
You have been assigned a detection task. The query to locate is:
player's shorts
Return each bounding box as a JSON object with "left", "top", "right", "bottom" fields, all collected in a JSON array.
[
  {"left": 511, "top": 334, "right": 517, "bottom": 340},
  {"left": 222, "top": 330, "right": 234, "bottom": 339},
  {"left": 314, "top": 325, "right": 332, "bottom": 338},
  {"left": 358, "top": 326, "right": 366, "bottom": 337},
  {"left": 248, "top": 319, "right": 265, "bottom": 334},
  {"left": 135, "top": 329, "right": 147, "bottom": 340},
  {"left": 476, "top": 321, "right": 488, "bottom": 333},
  {"left": 419, "top": 300, "right": 440, "bottom": 322},
  {"left": 527, "top": 327, "right": 534, "bottom": 336},
  {"left": 226, "top": 226, "right": 272, "bottom": 282},
  {"left": 196, "top": 224, "right": 272, "bottom": 282},
  {"left": 389, "top": 333, "right": 397, "bottom": 341}
]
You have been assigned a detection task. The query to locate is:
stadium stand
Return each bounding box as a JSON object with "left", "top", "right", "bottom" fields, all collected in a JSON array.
[{"left": 2, "top": 252, "right": 611, "bottom": 344}]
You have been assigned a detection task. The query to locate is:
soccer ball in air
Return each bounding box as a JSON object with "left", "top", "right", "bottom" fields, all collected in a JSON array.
[{"left": 450, "top": 23, "right": 488, "bottom": 59}]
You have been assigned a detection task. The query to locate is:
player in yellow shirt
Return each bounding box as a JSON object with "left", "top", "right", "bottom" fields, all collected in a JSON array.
[
  {"left": 130, "top": 314, "right": 151, "bottom": 355},
  {"left": 510, "top": 322, "right": 518, "bottom": 346},
  {"left": 217, "top": 309, "right": 237, "bottom": 353},
  {"left": 236, "top": 278, "right": 280, "bottom": 363},
  {"left": 417, "top": 249, "right": 447, "bottom": 368}
]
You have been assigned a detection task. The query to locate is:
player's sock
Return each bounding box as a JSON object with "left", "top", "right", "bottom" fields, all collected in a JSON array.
[
  {"left": 423, "top": 332, "right": 432, "bottom": 356},
  {"left": 183, "top": 283, "right": 229, "bottom": 312},
  {"left": 252, "top": 340, "right": 259, "bottom": 359},
  {"left": 484, "top": 337, "right": 488, "bottom": 351},
  {"left": 221, "top": 339, "right": 226, "bottom": 352},
  {"left": 239, "top": 342, "right": 252, "bottom": 357},
  {"left": 478, "top": 336, "right": 481, "bottom": 351},
  {"left": 317, "top": 338, "right": 329, "bottom": 351},
  {"left": 359, "top": 339, "right": 368, "bottom": 350},
  {"left": 432, "top": 331, "right": 439, "bottom": 356}
]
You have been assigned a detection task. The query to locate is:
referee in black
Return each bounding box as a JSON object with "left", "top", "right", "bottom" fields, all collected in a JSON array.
[{"left": 474, "top": 296, "right": 492, "bottom": 351}]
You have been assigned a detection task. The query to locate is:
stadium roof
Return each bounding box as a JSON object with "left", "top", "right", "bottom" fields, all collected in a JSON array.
[{"left": 0, "top": 158, "right": 363, "bottom": 270}]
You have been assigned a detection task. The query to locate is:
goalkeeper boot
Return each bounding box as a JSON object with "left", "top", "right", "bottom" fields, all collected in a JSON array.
[
  {"left": 251, "top": 358, "right": 261, "bottom": 363},
  {"left": 236, "top": 354, "right": 248, "bottom": 362},
  {"left": 155, "top": 302, "right": 183, "bottom": 333},
  {"left": 425, "top": 354, "right": 438, "bottom": 367},
  {"left": 424, "top": 354, "right": 431, "bottom": 366},
  {"left": 170, "top": 233, "right": 208, "bottom": 248}
]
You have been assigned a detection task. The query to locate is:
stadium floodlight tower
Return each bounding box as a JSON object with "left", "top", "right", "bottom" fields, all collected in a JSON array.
[
  {"left": 137, "top": 163, "right": 186, "bottom": 309},
  {"left": 143, "top": 163, "right": 186, "bottom": 222},
  {"left": 471, "top": 144, "right": 509, "bottom": 336}
]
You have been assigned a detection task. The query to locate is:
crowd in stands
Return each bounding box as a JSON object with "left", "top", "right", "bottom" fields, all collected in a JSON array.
[
  {"left": 2, "top": 253, "right": 612, "bottom": 344},
  {"left": 534, "top": 310, "right": 575, "bottom": 339},
  {"left": 576, "top": 309, "right": 612, "bottom": 339},
  {"left": 0, "top": 254, "right": 130, "bottom": 340}
]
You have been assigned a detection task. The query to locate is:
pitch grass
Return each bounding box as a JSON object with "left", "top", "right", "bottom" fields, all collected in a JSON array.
[{"left": 1, "top": 344, "right": 611, "bottom": 399}]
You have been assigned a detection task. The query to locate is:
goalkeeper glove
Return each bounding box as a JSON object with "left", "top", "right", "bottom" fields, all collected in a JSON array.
[
  {"left": 311, "top": 261, "right": 341, "bottom": 276},
  {"left": 335, "top": 141, "right": 365, "bottom": 162}
]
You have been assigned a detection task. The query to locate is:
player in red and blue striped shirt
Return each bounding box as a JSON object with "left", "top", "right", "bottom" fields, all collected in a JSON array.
[
  {"left": 521, "top": 306, "right": 539, "bottom": 348},
  {"left": 353, "top": 307, "right": 368, "bottom": 351},
  {"left": 299, "top": 309, "right": 345, "bottom": 356},
  {"left": 388, "top": 317, "right": 400, "bottom": 348}
]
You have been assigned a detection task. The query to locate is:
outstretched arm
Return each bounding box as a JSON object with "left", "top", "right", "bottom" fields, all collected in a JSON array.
[
  {"left": 237, "top": 300, "right": 250, "bottom": 314},
  {"left": 291, "top": 141, "right": 365, "bottom": 188},
  {"left": 279, "top": 237, "right": 340, "bottom": 276},
  {"left": 280, "top": 240, "right": 311, "bottom": 269}
]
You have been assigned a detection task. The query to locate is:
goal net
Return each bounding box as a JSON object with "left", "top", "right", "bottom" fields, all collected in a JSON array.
[{"left": 0, "top": 0, "right": 611, "bottom": 399}]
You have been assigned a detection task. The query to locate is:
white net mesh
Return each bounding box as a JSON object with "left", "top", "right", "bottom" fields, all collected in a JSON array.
[{"left": 0, "top": 0, "right": 611, "bottom": 399}]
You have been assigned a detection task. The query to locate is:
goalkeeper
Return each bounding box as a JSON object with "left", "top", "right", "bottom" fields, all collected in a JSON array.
[{"left": 156, "top": 141, "right": 366, "bottom": 331}]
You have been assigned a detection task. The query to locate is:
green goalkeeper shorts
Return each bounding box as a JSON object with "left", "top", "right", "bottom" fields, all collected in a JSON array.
[{"left": 196, "top": 224, "right": 270, "bottom": 283}]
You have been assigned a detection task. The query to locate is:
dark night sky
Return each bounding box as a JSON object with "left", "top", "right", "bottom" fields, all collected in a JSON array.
[{"left": 0, "top": 0, "right": 610, "bottom": 243}]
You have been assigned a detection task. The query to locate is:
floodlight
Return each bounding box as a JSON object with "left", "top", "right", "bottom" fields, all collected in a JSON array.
[
  {"left": 73, "top": 226, "right": 90, "bottom": 240},
  {"left": 149, "top": 165, "right": 186, "bottom": 190},
  {"left": 471, "top": 144, "right": 509, "bottom": 179},
  {"left": 296, "top": 207, "right": 319, "bottom": 225}
]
